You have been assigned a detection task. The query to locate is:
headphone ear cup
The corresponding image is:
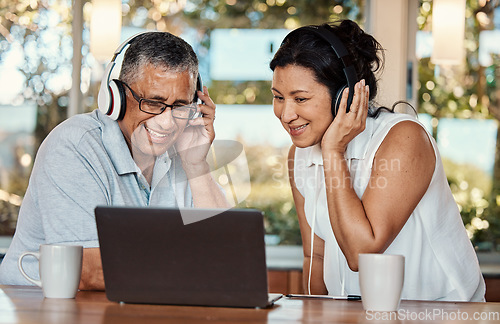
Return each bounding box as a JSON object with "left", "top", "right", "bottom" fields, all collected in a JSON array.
[
  {"left": 106, "top": 80, "right": 126, "bottom": 121},
  {"left": 332, "top": 84, "right": 347, "bottom": 117},
  {"left": 191, "top": 73, "right": 204, "bottom": 120},
  {"left": 115, "top": 80, "right": 127, "bottom": 121},
  {"left": 194, "top": 73, "right": 203, "bottom": 104},
  {"left": 98, "top": 62, "right": 114, "bottom": 116}
]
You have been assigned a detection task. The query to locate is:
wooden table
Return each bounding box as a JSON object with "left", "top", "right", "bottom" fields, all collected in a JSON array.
[{"left": 1, "top": 285, "right": 500, "bottom": 323}]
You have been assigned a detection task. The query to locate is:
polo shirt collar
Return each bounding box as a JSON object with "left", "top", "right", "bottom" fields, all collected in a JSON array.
[
  {"left": 97, "top": 110, "right": 139, "bottom": 175},
  {"left": 97, "top": 110, "right": 174, "bottom": 182}
]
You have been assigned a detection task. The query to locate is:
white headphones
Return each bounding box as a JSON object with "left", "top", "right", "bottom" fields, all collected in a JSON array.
[
  {"left": 97, "top": 32, "right": 202, "bottom": 121},
  {"left": 97, "top": 33, "right": 146, "bottom": 120}
]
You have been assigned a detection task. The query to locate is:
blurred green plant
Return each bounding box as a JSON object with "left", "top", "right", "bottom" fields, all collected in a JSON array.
[
  {"left": 442, "top": 158, "right": 496, "bottom": 249},
  {"left": 210, "top": 81, "right": 272, "bottom": 105},
  {"left": 235, "top": 143, "right": 300, "bottom": 245}
]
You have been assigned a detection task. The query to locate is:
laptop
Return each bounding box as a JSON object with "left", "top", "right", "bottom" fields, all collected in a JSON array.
[{"left": 94, "top": 206, "right": 283, "bottom": 308}]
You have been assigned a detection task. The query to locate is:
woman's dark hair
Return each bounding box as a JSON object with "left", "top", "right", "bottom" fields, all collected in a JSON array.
[{"left": 270, "top": 19, "right": 390, "bottom": 117}]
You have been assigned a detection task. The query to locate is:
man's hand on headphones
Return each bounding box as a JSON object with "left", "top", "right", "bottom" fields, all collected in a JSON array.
[{"left": 175, "top": 86, "right": 216, "bottom": 176}]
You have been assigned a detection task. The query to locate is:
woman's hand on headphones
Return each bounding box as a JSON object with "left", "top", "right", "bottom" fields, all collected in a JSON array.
[{"left": 321, "top": 79, "right": 370, "bottom": 154}]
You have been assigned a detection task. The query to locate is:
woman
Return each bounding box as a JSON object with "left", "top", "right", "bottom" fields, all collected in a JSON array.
[{"left": 270, "top": 19, "right": 485, "bottom": 301}]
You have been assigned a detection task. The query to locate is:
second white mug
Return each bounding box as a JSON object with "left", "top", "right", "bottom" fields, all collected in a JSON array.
[
  {"left": 358, "top": 253, "right": 405, "bottom": 312},
  {"left": 18, "top": 244, "right": 83, "bottom": 299}
]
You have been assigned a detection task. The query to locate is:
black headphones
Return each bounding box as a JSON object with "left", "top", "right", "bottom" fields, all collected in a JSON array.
[
  {"left": 281, "top": 25, "right": 358, "bottom": 116},
  {"left": 98, "top": 32, "right": 203, "bottom": 121}
]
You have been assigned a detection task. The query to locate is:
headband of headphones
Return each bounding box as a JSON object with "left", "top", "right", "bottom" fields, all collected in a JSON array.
[
  {"left": 282, "top": 25, "right": 358, "bottom": 116},
  {"left": 97, "top": 32, "right": 202, "bottom": 121}
]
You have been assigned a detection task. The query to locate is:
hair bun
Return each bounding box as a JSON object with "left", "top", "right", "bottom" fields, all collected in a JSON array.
[
  {"left": 331, "top": 20, "right": 384, "bottom": 74},
  {"left": 321, "top": 20, "right": 384, "bottom": 101}
]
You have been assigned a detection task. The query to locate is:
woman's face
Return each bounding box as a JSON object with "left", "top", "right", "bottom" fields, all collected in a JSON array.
[{"left": 272, "top": 64, "right": 333, "bottom": 148}]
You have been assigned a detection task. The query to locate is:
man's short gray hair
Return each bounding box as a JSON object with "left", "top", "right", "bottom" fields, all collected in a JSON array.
[{"left": 119, "top": 32, "right": 198, "bottom": 85}]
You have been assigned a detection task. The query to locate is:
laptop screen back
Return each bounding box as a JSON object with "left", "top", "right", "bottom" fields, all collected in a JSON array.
[{"left": 95, "top": 207, "right": 270, "bottom": 308}]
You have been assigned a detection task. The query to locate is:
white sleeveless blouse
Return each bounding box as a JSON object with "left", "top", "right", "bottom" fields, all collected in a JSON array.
[{"left": 294, "top": 112, "right": 485, "bottom": 301}]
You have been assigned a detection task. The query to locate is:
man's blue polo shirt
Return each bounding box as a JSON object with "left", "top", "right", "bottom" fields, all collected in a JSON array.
[{"left": 0, "top": 110, "right": 192, "bottom": 285}]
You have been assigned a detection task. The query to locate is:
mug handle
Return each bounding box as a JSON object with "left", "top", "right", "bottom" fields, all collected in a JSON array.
[{"left": 18, "top": 252, "right": 42, "bottom": 287}]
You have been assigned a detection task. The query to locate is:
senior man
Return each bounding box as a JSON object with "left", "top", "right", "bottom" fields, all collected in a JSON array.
[{"left": 0, "top": 32, "right": 229, "bottom": 290}]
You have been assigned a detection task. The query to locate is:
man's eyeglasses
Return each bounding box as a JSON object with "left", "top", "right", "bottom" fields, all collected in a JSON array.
[{"left": 118, "top": 80, "right": 197, "bottom": 120}]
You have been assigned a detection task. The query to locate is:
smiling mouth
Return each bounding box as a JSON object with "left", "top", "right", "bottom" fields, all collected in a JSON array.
[
  {"left": 290, "top": 124, "right": 308, "bottom": 131},
  {"left": 144, "top": 124, "right": 172, "bottom": 139},
  {"left": 288, "top": 123, "right": 309, "bottom": 137}
]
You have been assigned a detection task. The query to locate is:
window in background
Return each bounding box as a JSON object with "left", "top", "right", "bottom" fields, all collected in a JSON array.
[
  {"left": 0, "top": 104, "right": 36, "bottom": 236},
  {"left": 417, "top": 0, "right": 500, "bottom": 251}
]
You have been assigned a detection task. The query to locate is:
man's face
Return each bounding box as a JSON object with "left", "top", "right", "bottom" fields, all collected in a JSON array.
[{"left": 118, "top": 63, "right": 196, "bottom": 159}]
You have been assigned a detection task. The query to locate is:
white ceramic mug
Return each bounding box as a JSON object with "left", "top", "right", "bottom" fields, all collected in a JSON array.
[
  {"left": 358, "top": 253, "right": 405, "bottom": 312},
  {"left": 18, "top": 244, "right": 83, "bottom": 298}
]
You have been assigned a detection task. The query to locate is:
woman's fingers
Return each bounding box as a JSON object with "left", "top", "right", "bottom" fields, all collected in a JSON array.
[
  {"left": 360, "top": 83, "right": 370, "bottom": 120},
  {"left": 350, "top": 80, "right": 364, "bottom": 116},
  {"left": 347, "top": 79, "right": 370, "bottom": 120},
  {"left": 336, "top": 87, "right": 349, "bottom": 118}
]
